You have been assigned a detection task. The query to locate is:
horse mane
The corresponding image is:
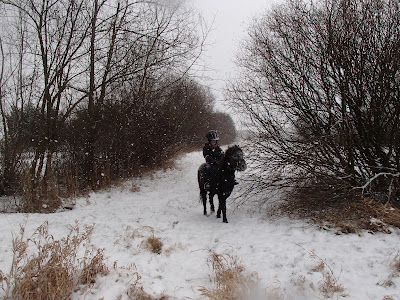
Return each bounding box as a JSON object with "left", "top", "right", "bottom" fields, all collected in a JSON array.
[
  {"left": 225, "top": 145, "right": 241, "bottom": 157},
  {"left": 219, "top": 145, "right": 241, "bottom": 170}
]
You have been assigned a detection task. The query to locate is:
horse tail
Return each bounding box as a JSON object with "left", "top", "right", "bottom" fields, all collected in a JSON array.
[{"left": 197, "top": 163, "right": 208, "bottom": 188}]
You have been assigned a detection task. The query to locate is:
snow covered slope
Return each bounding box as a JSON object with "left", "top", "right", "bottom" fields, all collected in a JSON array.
[{"left": 0, "top": 150, "right": 399, "bottom": 299}]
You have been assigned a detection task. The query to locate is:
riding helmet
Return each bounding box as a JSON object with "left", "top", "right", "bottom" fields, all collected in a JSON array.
[{"left": 206, "top": 130, "right": 219, "bottom": 141}]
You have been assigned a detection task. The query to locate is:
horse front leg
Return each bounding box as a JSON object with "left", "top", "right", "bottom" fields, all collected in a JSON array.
[
  {"left": 200, "top": 189, "right": 207, "bottom": 215},
  {"left": 220, "top": 196, "right": 228, "bottom": 223},
  {"left": 216, "top": 196, "right": 221, "bottom": 219},
  {"left": 216, "top": 194, "right": 228, "bottom": 223},
  {"left": 209, "top": 192, "right": 215, "bottom": 213}
]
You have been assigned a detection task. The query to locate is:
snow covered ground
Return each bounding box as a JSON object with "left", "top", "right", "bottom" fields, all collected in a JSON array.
[{"left": 0, "top": 150, "right": 399, "bottom": 299}]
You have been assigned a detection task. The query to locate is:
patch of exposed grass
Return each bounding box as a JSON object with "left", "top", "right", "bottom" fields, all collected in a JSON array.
[{"left": 276, "top": 183, "right": 400, "bottom": 233}]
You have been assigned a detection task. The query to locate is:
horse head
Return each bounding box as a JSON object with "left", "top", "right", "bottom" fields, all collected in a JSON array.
[{"left": 224, "top": 145, "right": 247, "bottom": 172}]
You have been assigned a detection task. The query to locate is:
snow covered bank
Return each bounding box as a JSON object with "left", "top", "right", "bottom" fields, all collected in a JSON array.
[{"left": 0, "top": 150, "right": 399, "bottom": 299}]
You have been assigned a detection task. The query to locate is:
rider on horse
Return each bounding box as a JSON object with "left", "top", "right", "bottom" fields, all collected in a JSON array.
[{"left": 202, "top": 130, "right": 223, "bottom": 191}]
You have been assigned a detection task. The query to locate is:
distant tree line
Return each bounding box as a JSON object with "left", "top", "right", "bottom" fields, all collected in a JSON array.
[
  {"left": 228, "top": 0, "right": 400, "bottom": 207},
  {"left": 0, "top": 0, "right": 236, "bottom": 211}
]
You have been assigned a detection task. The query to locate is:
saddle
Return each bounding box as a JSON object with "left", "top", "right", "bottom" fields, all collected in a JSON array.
[{"left": 199, "top": 163, "right": 218, "bottom": 191}]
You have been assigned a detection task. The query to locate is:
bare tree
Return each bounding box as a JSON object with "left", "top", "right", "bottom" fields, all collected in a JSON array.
[
  {"left": 0, "top": 7, "right": 43, "bottom": 194},
  {"left": 74, "top": 0, "right": 208, "bottom": 186},
  {"left": 1, "top": 0, "right": 90, "bottom": 209},
  {"left": 228, "top": 0, "right": 400, "bottom": 206},
  {"left": 0, "top": 0, "right": 210, "bottom": 208}
]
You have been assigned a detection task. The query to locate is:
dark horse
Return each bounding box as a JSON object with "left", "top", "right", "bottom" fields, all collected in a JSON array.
[{"left": 197, "top": 145, "right": 247, "bottom": 223}]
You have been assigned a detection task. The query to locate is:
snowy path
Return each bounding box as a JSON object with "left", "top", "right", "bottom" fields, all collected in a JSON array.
[{"left": 0, "top": 150, "right": 399, "bottom": 299}]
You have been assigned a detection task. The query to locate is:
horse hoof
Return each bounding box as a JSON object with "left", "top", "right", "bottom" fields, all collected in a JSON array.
[
  {"left": 216, "top": 214, "right": 221, "bottom": 218},
  {"left": 223, "top": 219, "right": 228, "bottom": 223}
]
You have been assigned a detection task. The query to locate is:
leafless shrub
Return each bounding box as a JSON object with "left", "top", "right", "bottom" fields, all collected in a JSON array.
[
  {"left": 0, "top": 220, "right": 108, "bottom": 299},
  {"left": 228, "top": 0, "right": 400, "bottom": 217}
]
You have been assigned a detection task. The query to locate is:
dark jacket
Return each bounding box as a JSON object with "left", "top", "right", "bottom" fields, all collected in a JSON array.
[{"left": 203, "top": 142, "right": 223, "bottom": 165}]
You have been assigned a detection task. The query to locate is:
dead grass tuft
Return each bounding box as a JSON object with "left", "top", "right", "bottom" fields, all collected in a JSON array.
[
  {"left": 199, "top": 251, "right": 262, "bottom": 300},
  {"left": 390, "top": 250, "right": 400, "bottom": 274},
  {"left": 379, "top": 249, "right": 400, "bottom": 289},
  {"left": 318, "top": 269, "right": 344, "bottom": 298},
  {"left": 0, "top": 220, "right": 108, "bottom": 299},
  {"left": 79, "top": 247, "right": 109, "bottom": 285},
  {"left": 126, "top": 284, "right": 170, "bottom": 300},
  {"left": 139, "top": 226, "right": 163, "bottom": 254},
  {"left": 144, "top": 236, "right": 163, "bottom": 255},
  {"left": 304, "top": 248, "right": 345, "bottom": 298}
]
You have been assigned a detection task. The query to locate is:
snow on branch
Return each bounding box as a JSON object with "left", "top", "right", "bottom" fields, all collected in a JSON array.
[{"left": 355, "top": 172, "right": 400, "bottom": 204}]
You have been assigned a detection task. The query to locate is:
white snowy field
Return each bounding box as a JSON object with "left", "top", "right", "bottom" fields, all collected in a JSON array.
[{"left": 0, "top": 150, "right": 399, "bottom": 299}]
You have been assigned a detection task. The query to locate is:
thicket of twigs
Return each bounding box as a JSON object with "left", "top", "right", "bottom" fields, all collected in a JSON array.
[
  {"left": 228, "top": 0, "right": 400, "bottom": 227},
  {"left": 0, "top": 0, "right": 236, "bottom": 212}
]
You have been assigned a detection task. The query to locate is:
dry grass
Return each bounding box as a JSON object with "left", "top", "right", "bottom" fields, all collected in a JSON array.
[
  {"left": 277, "top": 183, "right": 400, "bottom": 233},
  {"left": 0, "top": 220, "right": 108, "bottom": 299},
  {"left": 318, "top": 269, "right": 344, "bottom": 298},
  {"left": 379, "top": 249, "right": 400, "bottom": 290},
  {"left": 305, "top": 249, "right": 345, "bottom": 298},
  {"left": 19, "top": 170, "right": 61, "bottom": 213},
  {"left": 126, "top": 284, "right": 169, "bottom": 300},
  {"left": 199, "top": 251, "right": 266, "bottom": 300},
  {"left": 139, "top": 226, "right": 163, "bottom": 255},
  {"left": 144, "top": 236, "right": 163, "bottom": 255},
  {"left": 390, "top": 250, "right": 400, "bottom": 274}
]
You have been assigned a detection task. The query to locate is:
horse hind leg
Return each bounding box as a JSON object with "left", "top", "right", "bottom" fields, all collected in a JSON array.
[{"left": 222, "top": 200, "right": 228, "bottom": 223}]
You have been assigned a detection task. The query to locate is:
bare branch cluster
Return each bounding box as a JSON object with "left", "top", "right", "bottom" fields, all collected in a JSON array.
[
  {"left": 228, "top": 0, "right": 400, "bottom": 207},
  {"left": 0, "top": 0, "right": 236, "bottom": 210}
]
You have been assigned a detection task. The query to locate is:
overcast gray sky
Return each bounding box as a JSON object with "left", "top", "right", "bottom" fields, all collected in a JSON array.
[{"left": 187, "top": 0, "right": 280, "bottom": 111}]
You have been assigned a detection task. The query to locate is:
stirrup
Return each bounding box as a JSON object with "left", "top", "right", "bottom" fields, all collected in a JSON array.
[{"left": 204, "top": 182, "right": 211, "bottom": 191}]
